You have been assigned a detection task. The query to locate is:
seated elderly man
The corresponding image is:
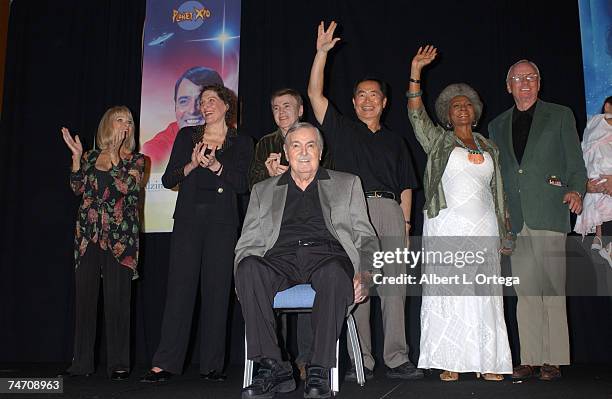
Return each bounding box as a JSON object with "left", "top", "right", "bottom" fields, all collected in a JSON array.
[{"left": 235, "top": 122, "right": 378, "bottom": 399}]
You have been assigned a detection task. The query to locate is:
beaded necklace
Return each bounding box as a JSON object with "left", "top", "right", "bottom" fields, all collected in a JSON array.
[{"left": 454, "top": 134, "right": 485, "bottom": 164}]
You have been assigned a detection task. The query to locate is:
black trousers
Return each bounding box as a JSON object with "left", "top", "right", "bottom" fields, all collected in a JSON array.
[
  {"left": 602, "top": 220, "right": 612, "bottom": 243},
  {"left": 152, "top": 219, "right": 236, "bottom": 374},
  {"left": 68, "top": 242, "right": 132, "bottom": 376},
  {"left": 296, "top": 313, "right": 313, "bottom": 366},
  {"left": 235, "top": 242, "right": 353, "bottom": 368}
]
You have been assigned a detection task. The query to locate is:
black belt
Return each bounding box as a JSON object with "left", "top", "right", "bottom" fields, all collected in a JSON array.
[
  {"left": 365, "top": 190, "right": 395, "bottom": 200},
  {"left": 297, "top": 239, "right": 337, "bottom": 247}
]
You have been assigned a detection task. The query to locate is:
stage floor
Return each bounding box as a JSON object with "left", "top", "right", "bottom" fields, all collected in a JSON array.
[{"left": 1, "top": 364, "right": 610, "bottom": 398}]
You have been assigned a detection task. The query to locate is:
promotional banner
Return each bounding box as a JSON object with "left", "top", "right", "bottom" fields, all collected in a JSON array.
[
  {"left": 578, "top": 0, "right": 612, "bottom": 117},
  {"left": 140, "top": 0, "right": 241, "bottom": 232}
]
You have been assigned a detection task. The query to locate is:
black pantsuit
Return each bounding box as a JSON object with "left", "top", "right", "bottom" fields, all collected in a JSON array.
[
  {"left": 235, "top": 242, "right": 353, "bottom": 369},
  {"left": 155, "top": 125, "right": 253, "bottom": 374},
  {"left": 152, "top": 217, "right": 236, "bottom": 374},
  {"left": 68, "top": 242, "right": 132, "bottom": 376}
]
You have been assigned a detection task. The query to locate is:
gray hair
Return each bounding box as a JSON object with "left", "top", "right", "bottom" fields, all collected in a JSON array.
[
  {"left": 283, "top": 122, "right": 324, "bottom": 151},
  {"left": 434, "top": 83, "right": 483, "bottom": 128},
  {"left": 506, "top": 59, "right": 541, "bottom": 83}
]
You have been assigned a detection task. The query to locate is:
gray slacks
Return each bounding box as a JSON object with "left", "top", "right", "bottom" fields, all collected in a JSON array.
[
  {"left": 512, "top": 224, "right": 570, "bottom": 366},
  {"left": 348, "top": 197, "right": 410, "bottom": 369}
]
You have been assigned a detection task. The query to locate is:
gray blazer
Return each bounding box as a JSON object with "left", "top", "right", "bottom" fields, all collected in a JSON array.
[{"left": 234, "top": 168, "right": 379, "bottom": 275}]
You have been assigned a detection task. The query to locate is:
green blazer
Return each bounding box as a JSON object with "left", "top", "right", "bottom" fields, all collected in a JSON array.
[{"left": 488, "top": 100, "right": 587, "bottom": 234}]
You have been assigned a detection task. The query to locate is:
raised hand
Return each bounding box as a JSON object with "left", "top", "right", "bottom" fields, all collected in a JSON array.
[
  {"left": 108, "top": 130, "right": 126, "bottom": 165},
  {"left": 411, "top": 45, "right": 438, "bottom": 72},
  {"left": 316, "top": 20, "right": 340, "bottom": 53},
  {"left": 61, "top": 127, "right": 83, "bottom": 160}
]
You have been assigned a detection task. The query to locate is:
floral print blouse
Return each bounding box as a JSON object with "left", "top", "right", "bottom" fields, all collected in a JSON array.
[{"left": 70, "top": 150, "right": 145, "bottom": 278}]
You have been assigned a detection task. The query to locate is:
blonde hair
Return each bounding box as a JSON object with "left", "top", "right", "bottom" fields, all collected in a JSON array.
[{"left": 96, "top": 106, "right": 135, "bottom": 152}]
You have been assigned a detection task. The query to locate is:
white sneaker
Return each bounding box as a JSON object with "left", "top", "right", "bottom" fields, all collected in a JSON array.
[
  {"left": 599, "top": 243, "right": 612, "bottom": 269},
  {"left": 591, "top": 236, "right": 603, "bottom": 251}
]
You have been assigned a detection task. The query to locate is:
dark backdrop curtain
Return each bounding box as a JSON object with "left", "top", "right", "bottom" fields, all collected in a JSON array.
[{"left": 1, "top": 0, "right": 610, "bottom": 367}]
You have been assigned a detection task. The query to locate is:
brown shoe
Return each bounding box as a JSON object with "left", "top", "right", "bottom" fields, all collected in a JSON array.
[
  {"left": 539, "top": 364, "right": 562, "bottom": 381},
  {"left": 298, "top": 363, "right": 306, "bottom": 381},
  {"left": 512, "top": 365, "right": 538, "bottom": 380}
]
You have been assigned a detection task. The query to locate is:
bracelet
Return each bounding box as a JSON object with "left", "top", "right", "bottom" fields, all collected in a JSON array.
[
  {"left": 211, "top": 163, "right": 223, "bottom": 174},
  {"left": 405, "top": 90, "right": 422, "bottom": 98},
  {"left": 409, "top": 78, "right": 421, "bottom": 84}
]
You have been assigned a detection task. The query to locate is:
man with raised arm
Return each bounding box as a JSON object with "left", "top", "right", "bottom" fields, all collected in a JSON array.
[{"left": 307, "top": 21, "right": 421, "bottom": 381}]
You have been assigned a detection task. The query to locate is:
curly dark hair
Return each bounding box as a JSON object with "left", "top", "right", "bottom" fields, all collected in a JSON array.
[
  {"left": 200, "top": 84, "right": 238, "bottom": 126},
  {"left": 434, "top": 83, "right": 483, "bottom": 128}
]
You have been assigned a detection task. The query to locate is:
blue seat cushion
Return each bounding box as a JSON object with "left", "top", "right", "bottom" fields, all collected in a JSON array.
[{"left": 273, "top": 284, "right": 316, "bottom": 309}]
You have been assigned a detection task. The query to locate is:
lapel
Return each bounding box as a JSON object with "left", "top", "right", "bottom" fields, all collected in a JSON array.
[
  {"left": 520, "top": 100, "right": 549, "bottom": 167},
  {"left": 501, "top": 110, "right": 520, "bottom": 169},
  {"left": 317, "top": 174, "right": 341, "bottom": 242},
  {"left": 269, "top": 183, "right": 287, "bottom": 247}
]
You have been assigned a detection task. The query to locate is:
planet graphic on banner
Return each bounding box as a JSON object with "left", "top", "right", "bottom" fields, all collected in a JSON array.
[{"left": 174, "top": 1, "right": 210, "bottom": 31}]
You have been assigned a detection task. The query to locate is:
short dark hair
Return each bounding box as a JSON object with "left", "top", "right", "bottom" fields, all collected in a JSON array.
[
  {"left": 352, "top": 76, "right": 388, "bottom": 98},
  {"left": 174, "top": 66, "right": 223, "bottom": 101},
  {"left": 602, "top": 96, "right": 612, "bottom": 113},
  {"left": 200, "top": 84, "right": 238, "bottom": 126},
  {"left": 270, "top": 88, "right": 303, "bottom": 107}
]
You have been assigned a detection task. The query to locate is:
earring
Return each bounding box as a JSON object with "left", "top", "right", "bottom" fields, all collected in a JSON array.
[
  {"left": 472, "top": 120, "right": 478, "bottom": 127},
  {"left": 445, "top": 122, "right": 453, "bottom": 130}
]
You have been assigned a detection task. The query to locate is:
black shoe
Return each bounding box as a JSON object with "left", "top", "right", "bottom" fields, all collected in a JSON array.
[
  {"left": 386, "top": 361, "right": 424, "bottom": 380},
  {"left": 304, "top": 365, "right": 331, "bottom": 399},
  {"left": 111, "top": 370, "right": 129, "bottom": 381},
  {"left": 140, "top": 369, "right": 173, "bottom": 383},
  {"left": 344, "top": 364, "right": 374, "bottom": 382},
  {"left": 57, "top": 370, "right": 91, "bottom": 378},
  {"left": 241, "top": 358, "right": 296, "bottom": 399},
  {"left": 201, "top": 370, "right": 227, "bottom": 382}
]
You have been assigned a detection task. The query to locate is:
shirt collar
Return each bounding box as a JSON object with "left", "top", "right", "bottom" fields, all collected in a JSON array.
[
  {"left": 277, "top": 167, "right": 330, "bottom": 186},
  {"left": 512, "top": 101, "right": 537, "bottom": 120}
]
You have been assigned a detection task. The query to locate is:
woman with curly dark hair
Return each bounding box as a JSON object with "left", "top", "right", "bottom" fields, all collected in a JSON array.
[
  {"left": 142, "top": 85, "right": 253, "bottom": 382},
  {"left": 406, "top": 47, "right": 512, "bottom": 382},
  {"left": 61, "top": 106, "right": 144, "bottom": 380}
]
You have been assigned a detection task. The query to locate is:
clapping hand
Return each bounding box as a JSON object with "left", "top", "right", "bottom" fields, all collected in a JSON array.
[
  {"left": 265, "top": 152, "right": 288, "bottom": 177},
  {"left": 317, "top": 21, "right": 340, "bottom": 53},
  {"left": 61, "top": 127, "right": 83, "bottom": 160},
  {"left": 411, "top": 45, "right": 437, "bottom": 72},
  {"left": 199, "top": 144, "right": 221, "bottom": 172},
  {"left": 108, "top": 129, "right": 126, "bottom": 165},
  {"left": 61, "top": 127, "right": 84, "bottom": 172}
]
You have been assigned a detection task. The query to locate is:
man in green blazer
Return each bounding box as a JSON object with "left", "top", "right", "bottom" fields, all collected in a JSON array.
[{"left": 489, "top": 60, "right": 587, "bottom": 381}]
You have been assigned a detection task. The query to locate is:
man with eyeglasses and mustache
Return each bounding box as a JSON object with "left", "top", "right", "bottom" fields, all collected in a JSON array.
[{"left": 489, "top": 59, "right": 587, "bottom": 382}]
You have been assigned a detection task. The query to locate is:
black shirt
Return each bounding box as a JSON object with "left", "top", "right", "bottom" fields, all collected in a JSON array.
[
  {"left": 273, "top": 168, "right": 338, "bottom": 247},
  {"left": 94, "top": 168, "right": 112, "bottom": 198},
  {"left": 512, "top": 102, "right": 537, "bottom": 164},
  {"left": 320, "top": 104, "right": 417, "bottom": 201}
]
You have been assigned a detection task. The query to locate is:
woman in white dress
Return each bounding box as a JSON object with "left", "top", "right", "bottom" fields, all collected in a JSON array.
[
  {"left": 406, "top": 46, "right": 513, "bottom": 381},
  {"left": 574, "top": 96, "right": 612, "bottom": 265}
]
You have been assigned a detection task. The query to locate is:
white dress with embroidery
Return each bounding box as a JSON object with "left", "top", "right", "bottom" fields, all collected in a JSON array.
[{"left": 418, "top": 147, "right": 512, "bottom": 374}]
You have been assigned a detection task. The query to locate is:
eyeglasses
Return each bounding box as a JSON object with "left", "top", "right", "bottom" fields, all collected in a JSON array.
[{"left": 509, "top": 74, "right": 539, "bottom": 83}]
